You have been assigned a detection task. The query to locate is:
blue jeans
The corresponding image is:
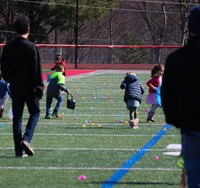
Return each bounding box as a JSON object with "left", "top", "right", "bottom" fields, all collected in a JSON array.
[
  {"left": 12, "top": 95, "right": 40, "bottom": 156},
  {"left": 182, "top": 131, "right": 200, "bottom": 188},
  {"left": 46, "top": 94, "right": 63, "bottom": 115}
]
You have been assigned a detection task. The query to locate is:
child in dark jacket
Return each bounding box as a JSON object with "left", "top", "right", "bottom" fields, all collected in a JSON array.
[
  {"left": 45, "top": 64, "right": 71, "bottom": 119},
  {"left": 120, "top": 72, "right": 145, "bottom": 129}
]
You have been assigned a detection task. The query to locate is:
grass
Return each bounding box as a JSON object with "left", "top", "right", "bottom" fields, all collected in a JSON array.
[{"left": 0, "top": 70, "right": 182, "bottom": 188}]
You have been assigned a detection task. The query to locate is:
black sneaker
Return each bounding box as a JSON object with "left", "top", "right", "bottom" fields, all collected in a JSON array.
[
  {"left": 20, "top": 140, "right": 34, "bottom": 156},
  {"left": 52, "top": 112, "right": 57, "bottom": 117},
  {"left": 44, "top": 115, "right": 51, "bottom": 119},
  {"left": 52, "top": 112, "right": 62, "bottom": 118},
  {"left": 146, "top": 118, "right": 155, "bottom": 123}
]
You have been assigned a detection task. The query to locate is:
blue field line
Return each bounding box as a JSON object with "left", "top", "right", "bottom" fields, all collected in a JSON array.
[{"left": 101, "top": 124, "right": 172, "bottom": 188}]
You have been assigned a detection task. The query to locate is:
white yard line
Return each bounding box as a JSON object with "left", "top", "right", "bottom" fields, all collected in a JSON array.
[
  {"left": 0, "top": 166, "right": 180, "bottom": 171},
  {"left": 0, "top": 133, "right": 179, "bottom": 137},
  {"left": 0, "top": 147, "right": 170, "bottom": 151},
  {"left": 95, "top": 70, "right": 150, "bottom": 74},
  {"left": 0, "top": 123, "right": 171, "bottom": 126}
]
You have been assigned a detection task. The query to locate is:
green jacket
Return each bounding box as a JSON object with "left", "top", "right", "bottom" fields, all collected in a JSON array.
[{"left": 47, "top": 72, "right": 68, "bottom": 97}]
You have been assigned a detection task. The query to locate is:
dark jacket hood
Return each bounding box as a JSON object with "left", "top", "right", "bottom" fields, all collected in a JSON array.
[{"left": 125, "top": 74, "right": 137, "bottom": 83}]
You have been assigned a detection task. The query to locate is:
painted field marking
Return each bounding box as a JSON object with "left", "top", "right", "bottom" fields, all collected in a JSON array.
[
  {"left": 0, "top": 132, "right": 178, "bottom": 137},
  {"left": 0, "top": 123, "right": 4, "bottom": 126},
  {"left": 0, "top": 166, "right": 179, "bottom": 171},
  {"left": 166, "top": 144, "right": 181, "bottom": 150},
  {"left": 101, "top": 124, "right": 171, "bottom": 188},
  {"left": 163, "top": 152, "right": 180, "bottom": 156},
  {"left": 0, "top": 147, "right": 170, "bottom": 152},
  {"left": 163, "top": 143, "right": 181, "bottom": 156}
]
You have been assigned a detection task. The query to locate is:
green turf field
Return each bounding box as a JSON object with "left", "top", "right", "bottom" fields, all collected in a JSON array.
[{"left": 0, "top": 70, "right": 182, "bottom": 188}]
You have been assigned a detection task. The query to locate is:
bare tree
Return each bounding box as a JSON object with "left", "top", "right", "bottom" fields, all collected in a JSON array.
[{"left": 0, "top": 0, "right": 15, "bottom": 42}]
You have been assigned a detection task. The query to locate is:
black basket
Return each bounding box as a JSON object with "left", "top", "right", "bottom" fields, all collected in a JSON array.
[{"left": 67, "top": 94, "right": 76, "bottom": 110}]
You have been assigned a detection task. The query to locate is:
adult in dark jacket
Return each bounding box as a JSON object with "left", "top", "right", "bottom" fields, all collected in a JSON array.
[
  {"left": 0, "top": 17, "right": 44, "bottom": 157},
  {"left": 120, "top": 72, "right": 144, "bottom": 129},
  {"left": 161, "top": 5, "right": 200, "bottom": 187}
]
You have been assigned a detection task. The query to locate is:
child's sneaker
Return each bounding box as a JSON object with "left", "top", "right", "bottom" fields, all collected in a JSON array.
[
  {"left": 129, "top": 119, "right": 139, "bottom": 129},
  {"left": 44, "top": 115, "right": 51, "bottom": 119},
  {"left": 146, "top": 118, "right": 155, "bottom": 122},
  {"left": 52, "top": 112, "right": 62, "bottom": 118},
  {"left": 133, "top": 118, "right": 139, "bottom": 129},
  {"left": 129, "top": 120, "right": 134, "bottom": 128}
]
